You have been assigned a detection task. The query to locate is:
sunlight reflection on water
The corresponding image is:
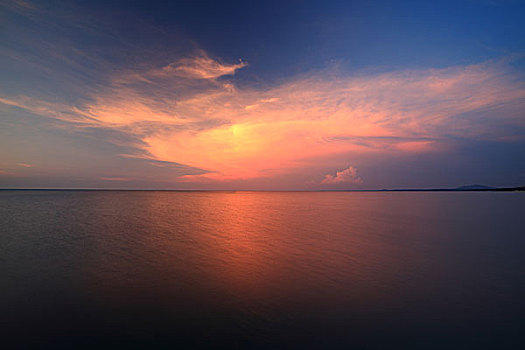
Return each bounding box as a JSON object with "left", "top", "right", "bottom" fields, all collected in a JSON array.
[{"left": 1, "top": 191, "right": 524, "bottom": 348}]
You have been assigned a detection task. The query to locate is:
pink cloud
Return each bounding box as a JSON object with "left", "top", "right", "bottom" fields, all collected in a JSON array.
[
  {"left": 114, "top": 51, "right": 247, "bottom": 84},
  {"left": 2, "top": 56, "right": 524, "bottom": 185},
  {"left": 165, "top": 54, "right": 246, "bottom": 80},
  {"left": 322, "top": 166, "right": 362, "bottom": 184}
]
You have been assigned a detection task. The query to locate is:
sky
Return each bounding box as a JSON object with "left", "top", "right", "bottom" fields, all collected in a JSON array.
[{"left": 1, "top": 0, "right": 525, "bottom": 190}]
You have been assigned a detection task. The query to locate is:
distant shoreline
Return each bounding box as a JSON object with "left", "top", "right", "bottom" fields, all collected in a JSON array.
[{"left": 325, "top": 186, "right": 525, "bottom": 192}]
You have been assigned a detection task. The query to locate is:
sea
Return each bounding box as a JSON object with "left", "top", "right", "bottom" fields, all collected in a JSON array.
[{"left": 1, "top": 190, "right": 524, "bottom": 349}]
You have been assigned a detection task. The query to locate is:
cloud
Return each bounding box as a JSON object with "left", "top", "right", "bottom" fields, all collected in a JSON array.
[
  {"left": 1, "top": 0, "right": 37, "bottom": 12},
  {"left": 163, "top": 53, "right": 247, "bottom": 80},
  {"left": 2, "top": 55, "right": 525, "bottom": 185},
  {"left": 100, "top": 176, "right": 133, "bottom": 181},
  {"left": 115, "top": 51, "right": 247, "bottom": 84},
  {"left": 322, "top": 166, "right": 362, "bottom": 184},
  {"left": 16, "top": 163, "right": 32, "bottom": 167}
]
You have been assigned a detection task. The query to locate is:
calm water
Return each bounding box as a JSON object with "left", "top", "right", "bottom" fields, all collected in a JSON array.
[{"left": 1, "top": 190, "right": 524, "bottom": 348}]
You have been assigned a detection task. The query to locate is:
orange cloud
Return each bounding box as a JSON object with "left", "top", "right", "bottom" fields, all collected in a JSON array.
[
  {"left": 164, "top": 54, "right": 246, "bottom": 80},
  {"left": 114, "top": 50, "right": 247, "bottom": 84},
  {"left": 2, "top": 55, "right": 525, "bottom": 185}
]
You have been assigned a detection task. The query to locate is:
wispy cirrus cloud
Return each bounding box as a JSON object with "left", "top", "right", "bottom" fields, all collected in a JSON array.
[
  {"left": 159, "top": 53, "right": 246, "bottom": 80},
  {"left": 1, "top": 0, "right": 37, "bottom": 13},
  {"left": 114, "top": 50, "right": 247, "bottom": 84}
]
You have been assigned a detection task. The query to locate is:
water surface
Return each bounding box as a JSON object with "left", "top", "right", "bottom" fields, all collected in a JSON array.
[{"left": 1, "top": 191, "right": 524, "bottom": 348}]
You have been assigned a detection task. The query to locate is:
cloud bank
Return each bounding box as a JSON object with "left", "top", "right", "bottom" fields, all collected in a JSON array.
[{"left": 2, "top": 52, "right": 525, "bottom": 187}]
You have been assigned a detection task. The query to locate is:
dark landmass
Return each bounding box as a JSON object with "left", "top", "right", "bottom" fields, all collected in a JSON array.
[
  {"left": 378, "top": 185, "right": 524, "bottom": 192},
  {"left": 317, "top": 184, "right": 525, "bottom": 192},
  {"left": 454, "top": 184, "right": 494, "bottom": 190},
  {"left": 355, "top": 185, "right": 525, "bottom": 192}
]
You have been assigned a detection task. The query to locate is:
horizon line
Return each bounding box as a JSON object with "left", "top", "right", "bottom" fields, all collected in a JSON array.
[{"left": 1, "top": 186, "right": 524, "bottom": 192}]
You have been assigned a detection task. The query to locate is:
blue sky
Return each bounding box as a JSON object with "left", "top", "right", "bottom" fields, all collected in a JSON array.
[{"left": 1, "top": 0, "right": 524, "bottom": 189}]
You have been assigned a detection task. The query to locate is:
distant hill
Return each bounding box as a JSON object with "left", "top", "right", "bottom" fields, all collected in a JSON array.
[
  {"left": 454, "top": 184, "right": 494, "bottom": 190},
  {"left": 322, "top": 185, "right": 524, "bottom": 192}
]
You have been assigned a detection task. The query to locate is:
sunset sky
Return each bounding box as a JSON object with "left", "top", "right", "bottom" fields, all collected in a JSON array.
[{"left": 1, "top": 0, "right": 525, "bottom": 189}]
